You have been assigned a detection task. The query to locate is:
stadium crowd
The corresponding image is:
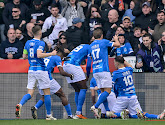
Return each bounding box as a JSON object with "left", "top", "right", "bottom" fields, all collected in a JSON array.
[{"left": 0, "top": 0, "right": 165, "bottom": 72}]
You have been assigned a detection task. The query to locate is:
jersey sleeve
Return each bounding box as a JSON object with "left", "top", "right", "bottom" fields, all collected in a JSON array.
[
  {"left": 37, "top": 41, "right": 45, "bottom": 52},
  {"left": 104, "top": 39, "right": 114, "bottom": 48},
  {"left": 55, "top": 56, "right": 62, "bottom": 67},
  {"left": 112, "top": 71, "right": 118, "bottom": 83},
  {"left": 23, "top": 42, "right": 28, "bottom": 54},
  {"left": 127, "top": 67, "right": 133, "bottom": 73}
]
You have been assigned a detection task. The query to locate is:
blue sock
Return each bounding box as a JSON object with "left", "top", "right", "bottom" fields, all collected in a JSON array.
[
  {"left": 94, "top": 91, "right": 109, "bottom": 108},
  {"left": 114, "top": 113, "right": 121, "bottom": 118},
  {"left": 77, "top": 89, "right": 87, "bottom": 112},
  {"left": 64, "top": 104, "right": 72, "bottom": 116},
  {"left": 44, "top": 95, "right": 51, "bottom": 115},
  {"left": 145, "top": 113, "right": 158, "bottom": 119},
  {"left": 19, "top": 94, "right": 31, "bottom": 106},
  {"left": 75, "top": 92, "right": 79, "bottom": 107},
  {"left": 103, "top": 99, "right": 110, "bottom": 111},
  {"left": 129, "top": 114, "right": 138, "bottom": 119},
  {"left": 35, "top": 100, "right": 44, "bottom": 109}
]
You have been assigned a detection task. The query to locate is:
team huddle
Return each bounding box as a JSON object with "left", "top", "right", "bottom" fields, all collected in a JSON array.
[{"left": 15, "top": 25, "right": 165, "bottom": 120}]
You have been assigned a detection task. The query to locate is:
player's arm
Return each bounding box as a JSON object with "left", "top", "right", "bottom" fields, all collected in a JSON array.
[
  {"left": 58, "top": 66, "right": 73, "bottom": 80},
  {"left": 124, "top": 60, "right": 133, "bottom": 68},
  {"left": 112, "top": 35, "right": 120, "bottom": 47},
  {"left": 37, "top": 49, "right": 57, "bottom": 58},
  {"left": 23, "top": 49, "right": 28, "bottom": 59}
]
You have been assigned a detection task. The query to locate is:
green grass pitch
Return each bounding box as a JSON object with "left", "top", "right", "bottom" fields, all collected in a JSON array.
[{"left": 0, "top": 119, "right": 165, "bottom": 125}]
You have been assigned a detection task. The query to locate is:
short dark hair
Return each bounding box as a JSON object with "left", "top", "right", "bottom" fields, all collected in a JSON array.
[
  {"left": 157, "top": 10, "right": 165, "bottom": 15},
  {"left": 51, "top": 3, "right": 60, "bottom": 10},
  {"left": 143, "top": 33, "right": 152, "bottom": 39},
  {"left": 115, "top": 56, "right": 125, "bottom": 64},
  {"left": 93, "top": 28, "right": 103, "bottom": 39},
  {"left": 32, "top": 25, "right": 41, "bottom": 36},
  {"left": 134, "top": 27, "right": 141, "bottom": 32}
]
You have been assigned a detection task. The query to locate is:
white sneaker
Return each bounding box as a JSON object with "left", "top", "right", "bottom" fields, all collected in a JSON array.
[
  {"left": 106, "top": 111, "right": 117, "bottom": 118},
  {"left": 158, "top": 109, "right": 165, "bottom": 119},
  {"left": 46, "top": 115, "right": 57, "bottom": 120},
  {"left": 120, "top": 109, "right": 129, "bottom": 119},
  {"left": 136, "top": 108, "right": 144, "bottom": 119},
  {"left": 90, "top": 105, "right": 100, "bottom": 119}
]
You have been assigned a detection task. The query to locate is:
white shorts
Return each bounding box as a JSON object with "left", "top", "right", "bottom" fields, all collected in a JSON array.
[
  {"left": 27, "top": 70, "right": 50, "bottom": 90},
  {"left": 38, "top": 79, "right": 61, "bottom": 95},
  {"left": 98, "top": 92, "right": 116, "bottom": 113},
  {"left": 63, "top": 63, "right": 86, "bottom": 83},
  {"left": 93, "top": 72, "right": 112, "bottom": 88},
  {"left": 112, "top": 95, "right": 142, "bottom": 115}
]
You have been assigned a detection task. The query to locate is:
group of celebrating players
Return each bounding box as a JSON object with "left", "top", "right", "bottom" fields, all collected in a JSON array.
[{"left": 15, "top": 25, "right": 165, "bottom": 120}]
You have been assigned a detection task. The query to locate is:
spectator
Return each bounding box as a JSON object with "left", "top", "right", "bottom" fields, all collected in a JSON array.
[
  {"left": 136, "top": 33, "right": 165, "bottom": 72},
  {"left": 101, "top": 0, "right": 117, "bottom": 22},
  {"left": 26, "top": 22, "right": 34, "bottom": 40},
  {"left": 130, "top": 27, "right": 142, "bottom": 54},
  {"left": 2, "top": 0, "right": 29, "bottom": 27},
  {"left": 157, "top": 0, "right": 165, "bottom": 12},
  {"left": 110, "top": 34, "right": 134, "bottom": 57},
  {"left": 103, "top": 9, "right": 121, "bottom": 36},
  {"left": 104, "top": 9, "right": 122, "bottom": 37},
  {"left": 57, "top": 32, "right": 70, "bottom": 56},
  {"left": 106, "top": 26, "right": 125, "bottom": 40},
  {"left": 158, "top": 31, "right": 165, "bottom": 55},
  {"left": 94, "top": 0, "right": 102, "bottom": 7},
  {"left": 132, "top": 0, "right": 144, "bottom": 17},
  {"left": 27, "top": 0, "right": 51, "bottom": 26},
  {"left": 0, "top": 0, "right": 6, "bottom": 42},
  {"left": 151, "top": 11, "right": 165, "bottom": 42},
  {"left": 60, "top": 0, "right": 85, "bottom": 27},
  {"left": 135, "top": 2, "right": 157, "bottom": 30},
  {"left": 5, "top": 6, "right": 26, "bottom": 33},
  {"left": 65, "top": 17, "right": 84, "bottom": 50},
  {"left": 122, "top": 0, "right": 136, "bottom": 24},
  {"left": 120, "top": 16, "right": 134, "bottom": 41},
  {"left": 42, "top": 4, "right": 68, "bottom": 47},
  {"left": 0, "top": 28, "right": 23, "bottom": 59},
  {"left": 16, "top": 28, "right": 28, "bottom": 45},
  {"left": 84, "top": 4, "right": 102, "bottom": 42}
]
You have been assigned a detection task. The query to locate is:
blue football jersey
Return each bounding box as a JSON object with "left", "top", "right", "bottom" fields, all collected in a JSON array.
[
  {"left": 90, "top": 77, "right": 101, "bottom": 95},
  {"left": 116, "top": 42, "right": 133, "bottom": 56},
  {"left": 44, "top": 55, "right": 62, "bottom": 80},
  {"left": 64, "top": 44, "right": 90, "bottom": 66},
  {"left": 24, "top": 39, "right": 46, "bottom": 71},
  {"left": 89, "top": 39, "right": 113, "bottom": 73},
  {"left": 112, "top": 67, "right": 136, "bottom": 97}
]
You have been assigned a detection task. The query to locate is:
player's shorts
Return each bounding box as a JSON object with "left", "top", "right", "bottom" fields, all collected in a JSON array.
[
  {"left": 112, "top": 95, "right": 142, "bottom": 115},
  {"left": 98, "top": 92, "right": 116, "bottom": 113},
  {"left": 38, "top": 79, "right": 61, "bottom": 95},
  {"left": 27, "top": 70, "right": 50, "bottom": 90},
  {"left": 93, "top": 72, "right": 112, "bottom": 88},
  {"left": 63, "top": 63, "right": 86, "bottom": 83}
]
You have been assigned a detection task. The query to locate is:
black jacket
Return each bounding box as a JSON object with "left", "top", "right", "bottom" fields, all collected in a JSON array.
[
  {"left": 26, "top": 7, "right": 51, "bottom": 23},
  {"left": 0, "top": 38, "right": 23, "bottom": 59},
  {"left": 2, "top": 1, "right": 29, "bottom": 25},
  {"left": 135, "top": 12, "right": 158, "bottom": 30},
  {"left": 66, "top": 26, "right": 84, "bottom": 50}
]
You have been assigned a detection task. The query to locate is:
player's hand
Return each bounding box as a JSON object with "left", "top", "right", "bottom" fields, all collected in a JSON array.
[
  {"left": 113, "top": 35, "right": 118, "bottom": 41},
  {"left": 70, "top": 74, "right": 74, "bottom": 80},
  {"left": 51, "top": 50, "right": 57, "bottom": 56},
  {"left": 136, "top": 62, "right": 143, "bottom": 68}
]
